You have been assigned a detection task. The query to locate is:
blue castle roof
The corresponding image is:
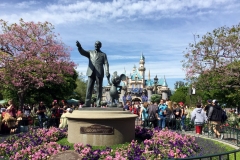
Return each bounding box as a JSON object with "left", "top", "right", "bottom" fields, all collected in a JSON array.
[
  {"left": 144, "top": 76, "right": 168, "bottom": 87},
  {"left": 131, "top": 70, "right": 143, "bottom": 81}
]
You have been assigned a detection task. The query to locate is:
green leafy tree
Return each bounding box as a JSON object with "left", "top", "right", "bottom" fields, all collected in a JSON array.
[
  {"left": 170, "top": 86, "right": 188, "bottom": 104},
  {"left": 0, "top": 71, "right": 78, "bottom": 107},
  {"left": 174, "top": 81, "right": 187, "bottom": 90},
  {"left": 182, "top": 23, "right": 240, "bottom": 106},
  {"left": 150, "top": 94, "right": 161, "bottom": 104},
  {"left": 24, "top": 70, "right": 78, "bottom": 106},
  {"left": 74, "top": 73, "right": 87, "bottom": 102}
]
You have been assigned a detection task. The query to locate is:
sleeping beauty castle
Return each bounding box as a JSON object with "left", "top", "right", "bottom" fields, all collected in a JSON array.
[{"left": 102, "top": 53, "right": 171, "bottom": 104}]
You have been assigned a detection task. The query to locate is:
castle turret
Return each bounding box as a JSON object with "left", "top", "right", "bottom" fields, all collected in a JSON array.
[
  {"left": 147, "top": 86, "right": 153, "bottom": 103},
  {"left": 138, "top": 53, "right": 145, "bottom": 76},
  {"left": 138, "top": 53, "right": 146, "bottom": 88},
  {"left": 160, "top": 75, "right": 169, "bottom": 100},
  {"left": 132, "top": 64, "right": 136, "bottom": 73}
]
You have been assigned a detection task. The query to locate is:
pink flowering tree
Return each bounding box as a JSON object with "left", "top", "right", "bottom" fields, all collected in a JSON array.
[
  {"left": 0, "top": 19, "right": 76, "bottom": 109},
  {"left": 182, "top": 23, "right": 240, "bottom": 105}
]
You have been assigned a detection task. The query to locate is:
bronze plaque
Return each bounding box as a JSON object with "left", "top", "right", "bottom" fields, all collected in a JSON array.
[{"left": 80, "top": 124, "right": 114, "bottom": 135}]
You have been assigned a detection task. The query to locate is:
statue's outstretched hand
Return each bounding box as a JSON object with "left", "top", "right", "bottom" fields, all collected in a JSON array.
[
  {"left": 76, "top": 41, "right": 81, "bottom": 48},
  {"left": 107, "top": 74, "right": 111, "bottom": 85}
]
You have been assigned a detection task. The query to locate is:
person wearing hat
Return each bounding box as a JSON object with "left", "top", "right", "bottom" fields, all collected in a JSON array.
[{"left": 208, "top": 99, "right": 224, "bottom": 139}]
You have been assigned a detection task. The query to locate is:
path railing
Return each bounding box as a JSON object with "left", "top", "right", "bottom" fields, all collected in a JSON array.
[{"left": 171, "top": 149, "right": 240, "bottom": 160}]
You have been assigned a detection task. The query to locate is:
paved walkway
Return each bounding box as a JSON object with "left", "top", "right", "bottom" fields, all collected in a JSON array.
[{"left": 183, "top": 131, "right": 240, "bottom": 149}]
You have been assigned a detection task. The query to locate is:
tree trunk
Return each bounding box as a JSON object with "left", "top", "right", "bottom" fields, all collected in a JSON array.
[{"left": 18, "top": 90, "right": 25, "bottom": 111}]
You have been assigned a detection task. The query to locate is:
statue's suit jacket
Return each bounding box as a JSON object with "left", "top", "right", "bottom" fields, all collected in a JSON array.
[{"left": 78, "top": 47, "right": 109, "bottom": 78}]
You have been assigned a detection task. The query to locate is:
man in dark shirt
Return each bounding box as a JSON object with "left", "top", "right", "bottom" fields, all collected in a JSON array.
[
  {"left": 173, "top": 102, "right": 181, "bottom": 119},
  {"left": 208, "top": 99, "right": 223, "bottom": 139},
  {"left": 204, "top": 99, "right": 212, "bottom": 116},
  {"left": 148, "top": 102, "right": 159, "bottom": 128},
  {"left": 37, "top": 101, "right": 46, "bottom": 128},
  {"left": 172, "top": 102, "right": 182, "bottom": 130}
]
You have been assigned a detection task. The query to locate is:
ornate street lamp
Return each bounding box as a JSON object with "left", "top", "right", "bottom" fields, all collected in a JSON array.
[{"left": 154, "top": 75, "right": 158, "bottom": 94}]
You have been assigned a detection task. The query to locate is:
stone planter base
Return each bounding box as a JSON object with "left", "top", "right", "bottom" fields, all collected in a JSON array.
[{"left": 66, "top": 108, "right": 137, "bottom": 146}]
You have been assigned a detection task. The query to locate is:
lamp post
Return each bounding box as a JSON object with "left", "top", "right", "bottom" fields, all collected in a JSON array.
[
  {"left": 188, "top": 84, "right": 196, "bottom": 107},
  {"left": 154, "top": 75, "right": 158, "bottom": 94}
]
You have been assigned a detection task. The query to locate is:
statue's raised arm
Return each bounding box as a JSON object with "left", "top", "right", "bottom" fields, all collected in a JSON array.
[
  {"left": 76, "top": 41, "right": 81, "bottom": 48},
  {"left": 76, "top": 40, "right": 110, "bottom": 108}
]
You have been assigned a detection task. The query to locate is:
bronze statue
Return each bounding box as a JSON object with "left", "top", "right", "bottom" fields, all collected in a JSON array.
[
  {"left": 108, "top": 71, "right": 126, "bottom": 107},
  {"left": 76, "top": 41, "right": 110, "bottom": 107}
]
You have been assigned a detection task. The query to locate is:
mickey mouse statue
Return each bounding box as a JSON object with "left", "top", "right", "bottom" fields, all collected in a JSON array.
[{"left": 109, "top": 71, "right": 126, "bottom": 107}]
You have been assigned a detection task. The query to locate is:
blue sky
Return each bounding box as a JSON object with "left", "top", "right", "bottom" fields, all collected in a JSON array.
[{"left": 1, "top": 0, "right": 240, "bottom": 90}]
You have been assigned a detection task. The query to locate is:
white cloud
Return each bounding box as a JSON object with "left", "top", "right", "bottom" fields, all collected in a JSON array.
[
  {"left": 1, "top": 0, "right": 240, "bottom": 90},
  {"left": 16, "top": 1, "right": 39, "bottom": 8},
  {"left": 0, "top": 0, "right": 238, "bottom": 24}
]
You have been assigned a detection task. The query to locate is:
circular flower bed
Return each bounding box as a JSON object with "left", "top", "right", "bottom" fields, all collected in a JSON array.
[{"left": 0, "top": 126, "right": 231, "bottom": 159}]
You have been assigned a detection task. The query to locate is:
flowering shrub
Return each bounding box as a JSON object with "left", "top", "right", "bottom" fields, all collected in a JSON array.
[
  {"left": 74, "top": 128, "right": 200, "bottom": 159},
  {"left": 0, "top": 127, "right": 68, "bottom": 159},
  {"left": 144, "top": 129, "right": 200, "bottom": 159},
  {"left": 74, "top": 143, "right": 113, "bottom": 159},
  {"left": 135, "top": 126, "right": 154, "bottom": 140}
]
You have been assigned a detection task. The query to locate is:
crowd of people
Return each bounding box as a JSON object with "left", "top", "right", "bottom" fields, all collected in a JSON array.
[
  {"left": 123, "top": 99, "right": 189, "bottom": 131},
  {"left": 0, "top": 99, "right": 76, "bottom": 134},
  {"left": 124, "top": 99, "right": 226, "bottom": 139},
  {"left": 0, "top": 98, "right": 227, "bottom": 139}
]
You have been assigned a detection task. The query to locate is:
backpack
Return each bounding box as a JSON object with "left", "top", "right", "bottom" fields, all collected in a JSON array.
[
  {"left": 147, "top": 105, "right": 156, "bottom": 122},
  {"left": 221, "top": 110, "right": 228, "bottom": 123},
  {"left": 170, "top": 113, "right": 175, "bottom": 120}
]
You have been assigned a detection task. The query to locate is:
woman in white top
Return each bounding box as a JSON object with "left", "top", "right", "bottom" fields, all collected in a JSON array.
[{"left": 59, "top": 108, "right": 72, "bottom": 128}]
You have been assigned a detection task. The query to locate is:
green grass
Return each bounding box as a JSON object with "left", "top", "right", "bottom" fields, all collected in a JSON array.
[
  {"left": 57, "top": 137, "right": 130, "bottom": 151},
  {"left": 57, "top": 138, "right": 74, "bottom": 150},
  {"left": 92, "top": 142, "right": 130, "bottom": 150},
  {"left": 213, "top": 141, "right": 240, "bottom": 160}
]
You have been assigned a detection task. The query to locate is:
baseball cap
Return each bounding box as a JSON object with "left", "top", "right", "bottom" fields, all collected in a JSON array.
[
  {"left": 178, "top": 102, "right": 184, "bottom": 105},
  {"left": 207, "top": 99, "right": 212, "bottom": 103},
  {"left": 212, "top": 99, "right": 218, "bottom": 104}
]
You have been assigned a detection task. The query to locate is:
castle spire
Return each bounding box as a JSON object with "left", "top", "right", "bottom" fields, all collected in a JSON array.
[
  {"left": 162, "top": 75, "right": 168, "bottom": 87},
  {"left": 148, "top": 70, "right": 150, "bottom": 80},
  {"left": 140, "top": 52, "right": 145, "bottom": 60}
]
